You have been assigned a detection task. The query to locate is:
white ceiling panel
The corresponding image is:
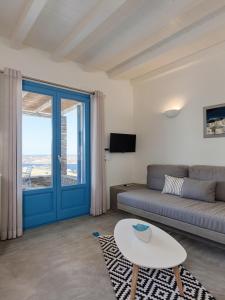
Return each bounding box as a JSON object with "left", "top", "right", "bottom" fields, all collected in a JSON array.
[
  {"left": 109, "top": 14, "right": 225, "bottom": 80},
  {"left": 0, "top": 0, "right": 25, "bottom": 37},
  {"left": 74, "top": 0, "right": 194, "bottom": 69},
  {"left": 25, "top": 0, "right": 100, "bottom": 51}
]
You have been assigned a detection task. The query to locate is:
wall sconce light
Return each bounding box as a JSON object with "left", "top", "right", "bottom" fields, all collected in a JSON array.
[{"left": 164, "top": 109, "right": 181, "bottom": 118}]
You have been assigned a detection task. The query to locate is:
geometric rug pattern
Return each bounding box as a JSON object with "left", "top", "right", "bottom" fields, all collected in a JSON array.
[{"left": 98, "top": 235, "right": 216, "bottom": 300}]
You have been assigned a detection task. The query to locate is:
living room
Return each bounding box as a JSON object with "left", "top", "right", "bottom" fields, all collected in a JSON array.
[{"left": 0, "top": 1, "right": 225, "bottom": 300}]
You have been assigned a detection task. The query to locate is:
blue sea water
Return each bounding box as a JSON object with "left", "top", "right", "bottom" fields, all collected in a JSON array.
[{"left": 23, "top": 163, "right": 77, "bottom": 171}]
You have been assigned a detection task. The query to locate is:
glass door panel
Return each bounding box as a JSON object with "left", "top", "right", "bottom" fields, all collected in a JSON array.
[
  {"left": 22, "top": 91, "right": 53, "bottom": 190},
  {"left": 60, "top": 99, "right": 85, "bottom": 186},
  {"left": 57, "top": 92, "right": 90, "bottom": 221}
]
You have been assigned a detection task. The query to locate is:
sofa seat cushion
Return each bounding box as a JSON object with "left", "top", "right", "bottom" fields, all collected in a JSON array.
[{"left": 117, "top": 189, "right": 225, "bottom": 234}]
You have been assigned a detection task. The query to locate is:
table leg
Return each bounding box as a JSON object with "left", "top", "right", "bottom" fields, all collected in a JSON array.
[
  {"left": 173, "top": 266, "right": 184, "bottom": 297},
  {"left": 130, "top": 264, "right": 139, "bottom": 300}
]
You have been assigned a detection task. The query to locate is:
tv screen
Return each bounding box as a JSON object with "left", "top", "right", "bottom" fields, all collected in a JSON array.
[{"left": 109, "top": 133, "right": 136, "bottom": 153}]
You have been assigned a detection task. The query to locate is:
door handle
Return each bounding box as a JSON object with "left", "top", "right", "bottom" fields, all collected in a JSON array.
[{"left": 58, "top": 155, "right": 62, "bottom": 164}]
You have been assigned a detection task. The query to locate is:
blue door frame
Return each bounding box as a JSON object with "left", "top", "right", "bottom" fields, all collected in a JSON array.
[{"left": 22, "top": 80, "right": 91, "bottom": 229}]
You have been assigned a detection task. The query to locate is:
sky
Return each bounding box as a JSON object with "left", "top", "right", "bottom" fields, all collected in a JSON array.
[{"left": 22, "top": 110, "right": 78, "bottom": 156}]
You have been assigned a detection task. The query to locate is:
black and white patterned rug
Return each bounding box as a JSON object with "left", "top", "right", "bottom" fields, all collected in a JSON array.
[{"left": 98, "top": 235, "right": 216, "bottom": 300}]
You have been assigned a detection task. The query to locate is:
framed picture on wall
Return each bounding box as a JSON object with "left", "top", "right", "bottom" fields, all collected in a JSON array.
[{"left": 204, "top": 103, "right": 225, "bottom": 138}]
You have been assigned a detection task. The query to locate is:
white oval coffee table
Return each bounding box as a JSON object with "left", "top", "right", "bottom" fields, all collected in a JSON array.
[{"left": 114, "top": 219, "right": 187, "bottom": 299}]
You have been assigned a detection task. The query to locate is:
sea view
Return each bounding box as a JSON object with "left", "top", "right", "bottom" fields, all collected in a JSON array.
[
  {"left": 22, "top": 155, "right": 77, "bottom": 177},
  {"left": 23, "top": 163, "right": 77, "bottom": 170}
]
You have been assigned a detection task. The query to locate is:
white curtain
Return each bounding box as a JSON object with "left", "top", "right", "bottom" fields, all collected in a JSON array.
[
  {"left": 90, "top": 91, "right": 107, "bottom": 216},
  {"left": 0, "top": 68, "right": 23, "bottom": 240}
]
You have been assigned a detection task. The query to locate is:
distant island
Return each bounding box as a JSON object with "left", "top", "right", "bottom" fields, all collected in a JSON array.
[
  {"left": 22, "top": 154, "right": 78, "bottom": 177},
  {"left": 23, "top": 154, "right": 77, "bottom": 164}
]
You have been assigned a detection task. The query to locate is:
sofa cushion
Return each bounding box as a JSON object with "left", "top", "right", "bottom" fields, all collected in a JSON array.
[
  {"left": 147, "top": 165, "right": 188, "bottom": 191},
  {"left": 189, "top": 165, "right": 225, "bottom": 202},
  {"left": 181, "top": 178, "right": 216, "bottom": 203},
  {"left": 118, "top": 189, "right": 225, "bottom": 234}
]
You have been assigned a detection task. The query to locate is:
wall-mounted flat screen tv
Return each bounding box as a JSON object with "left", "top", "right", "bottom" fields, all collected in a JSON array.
[{"left": 109, "top": 133, "right": 136, "bottom": 153}]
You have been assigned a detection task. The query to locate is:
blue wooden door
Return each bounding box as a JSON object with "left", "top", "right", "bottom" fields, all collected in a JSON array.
[{"left": 22, "top": 81, "right": 90, "bottom": 229}]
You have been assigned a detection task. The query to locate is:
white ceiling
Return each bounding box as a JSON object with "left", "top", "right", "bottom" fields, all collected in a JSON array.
[{"left": 0, "top": 0, "right": 225, "bottom": 81}]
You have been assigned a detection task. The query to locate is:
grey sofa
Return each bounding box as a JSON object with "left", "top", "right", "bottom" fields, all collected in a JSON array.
[{"left": 117, "top": 165, "right": 225, "bottom": 245}]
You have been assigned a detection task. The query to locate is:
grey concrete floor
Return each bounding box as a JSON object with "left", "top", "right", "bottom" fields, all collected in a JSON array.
[{"left": 0, "top": 211, "right": 225, "bottom": 300}]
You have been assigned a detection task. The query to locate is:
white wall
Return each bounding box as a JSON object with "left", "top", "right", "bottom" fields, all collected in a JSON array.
[
  {"left": 133, "top": 48, "right": 225, "bottom": 183},
  {"left": 3, "top": 33, "right": 225, "bottom": 202},
  {"left": 0, "top": 37, "right": 135, "bottom": 206}
]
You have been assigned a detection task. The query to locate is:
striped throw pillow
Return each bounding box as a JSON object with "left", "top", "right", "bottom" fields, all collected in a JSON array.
[{"left": 162, "top": 174, "right": 184, "bottom": 196}]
